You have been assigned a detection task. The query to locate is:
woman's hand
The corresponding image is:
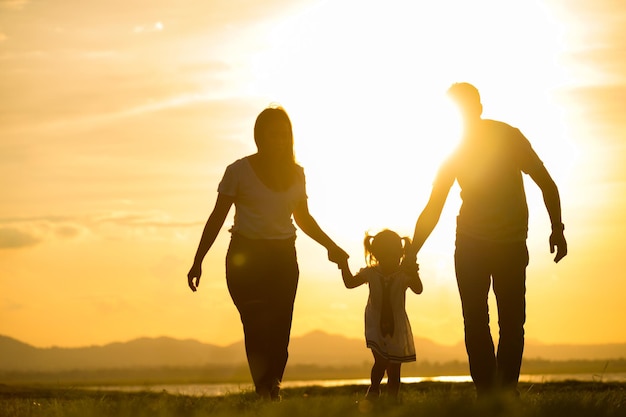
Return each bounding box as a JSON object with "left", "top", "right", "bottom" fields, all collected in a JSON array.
[{"left": 187, "top": 263, "right": 202, "bottom": 292}]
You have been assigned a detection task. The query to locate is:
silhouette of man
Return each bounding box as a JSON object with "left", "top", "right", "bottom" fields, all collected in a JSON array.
[{"left": 407, "top": 82, "right": 567, "bottom": 397}]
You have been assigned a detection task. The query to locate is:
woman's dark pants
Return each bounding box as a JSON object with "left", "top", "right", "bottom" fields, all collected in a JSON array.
[{"left": 226, "top": 234, "right": 299, "bottom": 396}]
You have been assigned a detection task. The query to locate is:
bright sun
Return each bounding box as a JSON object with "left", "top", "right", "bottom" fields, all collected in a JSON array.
[
  {"left": 245, "top": 0, "right": 570, "bottom": 252},
  {"left": 247, "top": 2, "right": 467, "bottom": 238}
]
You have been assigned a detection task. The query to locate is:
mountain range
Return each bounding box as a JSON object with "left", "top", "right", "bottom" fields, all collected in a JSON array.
[{"left": 1, "top": 331, "right": 625, "bottom": 372}]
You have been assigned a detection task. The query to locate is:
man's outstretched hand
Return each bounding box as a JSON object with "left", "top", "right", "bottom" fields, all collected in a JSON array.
[{"left": 550, "top": 230, "right": 567, "bottom": 263}]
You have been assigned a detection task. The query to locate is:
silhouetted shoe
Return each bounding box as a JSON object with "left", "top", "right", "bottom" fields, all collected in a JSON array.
[
  {"left": 256, "top": 386, "right": 271, "bottom": 401},
  {"left": 387, "top": 393, "right": 401, "bottom": 405},
  {"left": 476, "top": 386, "right": 520, "bottom": 404},
  {"left": 502, "top": 387, "right": 521, "bottom": 401},
  {"left": 356, "top": 388, "right": 378, "bottom": 413},
  {"left": 270, "top": 380, "right": 281, "bottom": 402},
  {"left": 365, "top": 386, "right": 380, "bottom": 400},
  {"left": 476, "top": 384, "right": 496, "bottom": 400}
]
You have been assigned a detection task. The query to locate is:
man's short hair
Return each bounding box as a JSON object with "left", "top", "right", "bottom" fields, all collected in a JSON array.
[
  {"left": 447, "top": 82, "right": 481, "bottom": 105},
  {"left": 447, "top": 82, "right": 482, "bottom": 117}
]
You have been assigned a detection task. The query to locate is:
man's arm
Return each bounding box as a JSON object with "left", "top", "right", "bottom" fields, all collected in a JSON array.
[
  {"left": 528, "top": 165, "right": 568, "bottom": 263},
  {"left": 407, "top": 172, "right": 455, "bottom": 259},
  {"left": 407, "top": 268, "right": 423, "bottom": 294}
]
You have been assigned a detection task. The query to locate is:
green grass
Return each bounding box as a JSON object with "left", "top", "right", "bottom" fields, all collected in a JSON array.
[{"left": 1, "top": 381, "right": 625, "bottom": 417}]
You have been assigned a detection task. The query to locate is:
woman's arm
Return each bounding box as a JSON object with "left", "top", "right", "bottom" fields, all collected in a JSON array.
[
  {"left": 293, "top": 199, "right": 348, "bottom": 265},
  {"left": 187, "top": 193, "right": 234, "bottom": 292}
]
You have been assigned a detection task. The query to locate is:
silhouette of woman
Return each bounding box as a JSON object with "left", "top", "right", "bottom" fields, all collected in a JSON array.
[{"left": 187, "top": 106, "right": 348, "bottom": 401}]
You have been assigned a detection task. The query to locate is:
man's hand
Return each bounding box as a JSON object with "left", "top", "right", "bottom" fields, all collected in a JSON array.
[{"left": 549, "top": 230, "right": 567, "bottom": 263}]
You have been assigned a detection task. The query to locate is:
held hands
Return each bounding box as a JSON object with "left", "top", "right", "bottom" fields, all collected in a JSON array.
[
  {"left": 401, "top": 256, "right": 420, "bottom": 277},
  {"left": 401, "top": 257, "right": 423, "bottom": 294},
  {"left": 401, "top": 242, "right": 420, "bottom": 278},
  {"left": 328, "top": 245, "right": 349, "bottom": 268},
  {"left": 187, "top": 263, "right": 202, "bottom": 292},
  {"left": 337, "top": 257, "right": 350, "bottom": 272},
  {"left": 549, "top": 229, "right": 567, "bottom": 263}
]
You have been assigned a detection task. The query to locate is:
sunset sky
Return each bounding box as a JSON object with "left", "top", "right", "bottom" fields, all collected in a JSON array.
[{"left": 1, "top": 0, "right": 625, "bottom": 350}]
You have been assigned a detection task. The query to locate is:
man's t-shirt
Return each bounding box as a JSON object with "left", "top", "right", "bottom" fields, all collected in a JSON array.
[{"left": 436, "top": 119, "right": 545, "bottom": 242}]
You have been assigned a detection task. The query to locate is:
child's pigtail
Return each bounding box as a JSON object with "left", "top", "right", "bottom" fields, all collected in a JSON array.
[{"left": 363, "top": 233, "right": 375, "bottom": 266}]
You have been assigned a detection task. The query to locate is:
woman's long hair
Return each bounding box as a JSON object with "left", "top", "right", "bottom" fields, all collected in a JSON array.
[{"left": 253, "top": 106, "right": 299, "bottom": 190}]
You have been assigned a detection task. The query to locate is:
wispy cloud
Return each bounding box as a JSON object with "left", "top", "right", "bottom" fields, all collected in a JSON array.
[
  {"left": 0, "top": 227, "right": 40, "bottom": 249},
  {"left": 0, "top": 211, "right": 203, "bottom": 250},
  {"left": 553, "top": 0, "right": 626, "bottom": 85},
  {"left": 133, "top": 21, "right": 164, "bottom": 34},
  {"left": 0, "top": 216, "right": 85, "bottom": 249},
  {"left": 0, "top": 0, "right": 29, "bottom": 10},
  {"left": 567, "top": 85, "right": 626, "bottom": 130},
  {"left": 0, "top": 298, "right": 24, "bottom": 312},
  {"left": 94, "top": 211, "right": 201, "bottom": 228}
]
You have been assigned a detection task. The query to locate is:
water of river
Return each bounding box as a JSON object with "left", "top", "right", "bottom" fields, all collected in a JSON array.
[{"left": 87, "top": 373, "right": 626, "bottom": 397}]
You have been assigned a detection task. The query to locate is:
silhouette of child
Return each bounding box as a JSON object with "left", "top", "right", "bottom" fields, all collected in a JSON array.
[{"left": 339, "top": 229, "right": 423, "bottom": 401}]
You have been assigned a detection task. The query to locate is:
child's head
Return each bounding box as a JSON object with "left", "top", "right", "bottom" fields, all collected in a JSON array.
[{"left": 364, "top": 229, "right": 411, "bottom": 268}]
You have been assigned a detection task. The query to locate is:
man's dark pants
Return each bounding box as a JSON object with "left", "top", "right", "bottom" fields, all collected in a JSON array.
[{"left": 454, "top": 234, "right": 529, "bottom": 396}]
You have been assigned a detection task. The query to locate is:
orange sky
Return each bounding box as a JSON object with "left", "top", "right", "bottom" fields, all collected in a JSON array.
[{"left": 1, "top": 0, "right": 625, "bottom": 349}]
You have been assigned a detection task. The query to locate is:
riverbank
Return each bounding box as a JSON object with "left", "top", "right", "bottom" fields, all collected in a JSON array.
[
  {"left": 1, "top": 380, "right": 625, "bottom": 417},
  {"left": 2, "top": 358, "right": 624, "bottom": 387},
  {"left": 75, "top": 372, "right": 626, "bottom": 397}
]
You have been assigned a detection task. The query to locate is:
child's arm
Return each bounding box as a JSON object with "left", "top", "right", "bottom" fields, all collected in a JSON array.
[
  {"left": 406, "top": 263, "right": 423, "bottom": 294},
  {"left": 339, "top": 260, "right": 366, "bottom": 289}
]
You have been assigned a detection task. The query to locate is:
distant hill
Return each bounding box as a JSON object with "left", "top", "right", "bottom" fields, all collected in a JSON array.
[
  {"left": 0, "top": 335, "right": 245, "bottom": 372},
  {"left": 1, "top": 331, "right": 625, "bottom": 372},
  {"left": 288, "top": 330, "right": 467, "bottom": 365}
]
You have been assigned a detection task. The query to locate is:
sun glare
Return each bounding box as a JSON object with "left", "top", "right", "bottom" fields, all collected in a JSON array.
[
  {"left": 246, "top": 2, "right": 468, "bottom": 238},
  {"left": 244, "top": 0, "right": 570, "bottom": 250}
]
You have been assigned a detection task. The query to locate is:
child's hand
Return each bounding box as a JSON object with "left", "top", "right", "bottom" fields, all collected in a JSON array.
[
  {"left": 402, "top": 259, "right": 419, "bottom": 276},
  {"left": 337, "top": 257, "right": 349, "bottom": 271}
]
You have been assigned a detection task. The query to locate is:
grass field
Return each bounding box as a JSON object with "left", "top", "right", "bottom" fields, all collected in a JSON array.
[{"left": 1, "top": 381, "right": 625, "bottom": 417}]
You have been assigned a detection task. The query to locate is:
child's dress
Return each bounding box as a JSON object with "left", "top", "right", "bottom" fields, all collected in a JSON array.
[{"left": 357, "top": 266, "right": 416, "bottom": 363}]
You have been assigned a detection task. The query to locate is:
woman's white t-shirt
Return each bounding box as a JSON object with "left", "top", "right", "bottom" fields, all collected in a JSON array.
[{"left": 218, "top": 157, "right": 307, "bottom": 240}]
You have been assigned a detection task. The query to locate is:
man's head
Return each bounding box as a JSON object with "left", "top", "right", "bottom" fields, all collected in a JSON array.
[{"left": 447, "top": 82, "right": 483, "bottom": 122}]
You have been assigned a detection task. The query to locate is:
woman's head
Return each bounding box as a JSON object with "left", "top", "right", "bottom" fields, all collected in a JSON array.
[
  {"left": 254, "top": 106, "right": 295, "bottom": 163},
  {"left": 364, "top": 229, "right": 411, "bottom": 268}
]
